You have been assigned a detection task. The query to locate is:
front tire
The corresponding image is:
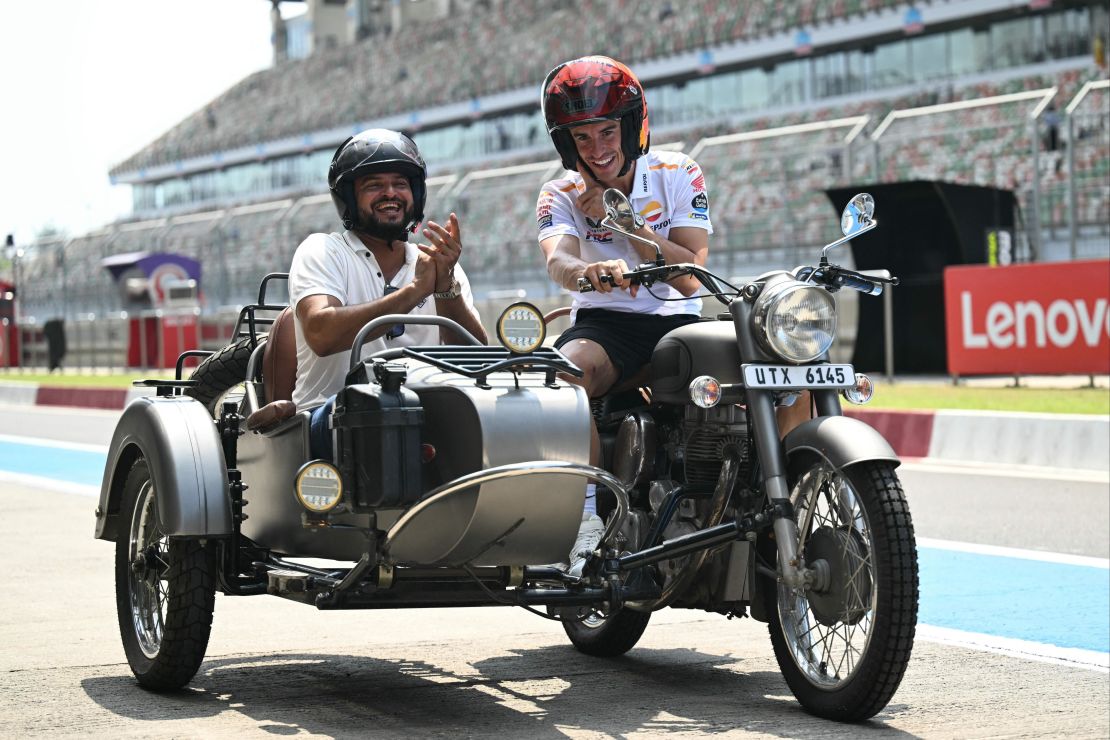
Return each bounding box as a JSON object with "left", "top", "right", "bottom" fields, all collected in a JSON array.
[
  {"left": 114, "top": 459, "right": 216, "bottom": 690},
  {"left": 767, "top": 458, "right": 918, "bottom": 721},
  {"left": 563, "top": 608, "right": 651, "bottom": 657}
]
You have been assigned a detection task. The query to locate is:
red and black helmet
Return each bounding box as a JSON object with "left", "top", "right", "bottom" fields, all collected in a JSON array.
[{"left": 541, "top": 55, "right": 650, "bottom": 177}]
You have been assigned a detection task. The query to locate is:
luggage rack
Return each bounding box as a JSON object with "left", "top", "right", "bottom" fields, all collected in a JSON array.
[{"left": 401, "top": 346, "right": 583, "bottom": 388}]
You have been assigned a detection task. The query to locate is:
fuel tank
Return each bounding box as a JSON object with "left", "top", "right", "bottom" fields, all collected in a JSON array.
[{"left": 651, "top": 319, "right": 743, "bottom": 405}]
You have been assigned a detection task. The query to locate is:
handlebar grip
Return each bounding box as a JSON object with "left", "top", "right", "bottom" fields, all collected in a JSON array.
[
  {"left": 833, "top": 272, "right": 884, "bottom": 296},
  {"left": 576, "top": 274, "right": 615, "bottom": 293}
]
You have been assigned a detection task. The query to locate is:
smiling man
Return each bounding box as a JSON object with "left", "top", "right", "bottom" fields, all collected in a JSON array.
[
  {"left": 536, "top": 56, "right": 712, "bottom": 574},
  {"left": 289, "top": 128, "right": 486, "bottom": 458}
]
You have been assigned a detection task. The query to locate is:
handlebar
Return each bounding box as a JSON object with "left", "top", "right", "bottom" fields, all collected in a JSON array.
[
  {"left": 796, "top": 265, "right": 898, "bottom": 296},
  {"left": 574, "top": 262, "right": 897, "bottom": 303},
  {"left": 576, "top": 274, "right": 617, "bottom": 292},
  {"left": 829, "top": 271, "right": 885, "bottom": 296}
]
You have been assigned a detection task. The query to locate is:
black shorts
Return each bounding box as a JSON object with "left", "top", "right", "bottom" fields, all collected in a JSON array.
[{"left": 555, "top": 308, "right": 701, "bottom": 384}]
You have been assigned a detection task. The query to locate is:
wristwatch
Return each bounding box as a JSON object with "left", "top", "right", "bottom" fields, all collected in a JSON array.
[{"left": 433, "top": 277, "right": 463, "bottom": 300}]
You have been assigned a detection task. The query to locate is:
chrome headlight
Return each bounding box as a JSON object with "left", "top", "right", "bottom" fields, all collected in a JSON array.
[{"left": 752, "top": 280, "right": 836, "bottom": 363}]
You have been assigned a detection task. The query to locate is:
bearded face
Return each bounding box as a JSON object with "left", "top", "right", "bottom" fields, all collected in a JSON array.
[{"left": 351, "top": 172, "right": 415, "bottom": 242}]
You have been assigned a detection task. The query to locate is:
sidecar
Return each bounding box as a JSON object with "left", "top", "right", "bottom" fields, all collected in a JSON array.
[{"left": 94, "top": 278, "right": 653, "bottom": 690}]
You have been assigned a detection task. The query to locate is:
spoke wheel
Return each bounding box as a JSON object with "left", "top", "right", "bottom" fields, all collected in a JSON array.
[
  {"left": 768, "top": 458, "right": 918, "bottom": 721},
  {"left": 114, "top": 459, "right": 215, "bottom": 690}
]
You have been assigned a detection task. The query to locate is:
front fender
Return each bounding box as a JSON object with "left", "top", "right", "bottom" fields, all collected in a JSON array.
[
  {"left": 783, "top": 415, "right": 900, "bottom": 471},
  {"left": 94, "top": 396, "right": 230, "bottom": 541}
]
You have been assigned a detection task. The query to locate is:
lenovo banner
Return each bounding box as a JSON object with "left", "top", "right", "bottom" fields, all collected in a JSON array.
[{"left": 944, "top": 260, "right": 1110, "bottom": 376}]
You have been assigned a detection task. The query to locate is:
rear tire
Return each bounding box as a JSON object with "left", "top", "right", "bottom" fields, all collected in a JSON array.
[
  {"left": 562, "top": 608, "right": 651, "bottom": 657},
  {"left": 767, "top": 458, "right": 918, "bottom": 721},
  {"left": 185, "top": 336, "right": 258, "bottom": 415},
  {"left": 114, "top": 459, "right": 216, "bottom": 690}
]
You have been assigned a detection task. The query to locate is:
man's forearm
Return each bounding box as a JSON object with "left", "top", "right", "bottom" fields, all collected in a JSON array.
[
  {"left": 304, "top": 284, "right": 427, "bottom": 356},
  {"left": 631, "top": 228, "right": 697, "bottom": 266},
  {"left": 546, "top": 252, "right": 588, "bottom": 291},
  {"left": 435, "top": 296, "right": 488, "bottom": 345}
]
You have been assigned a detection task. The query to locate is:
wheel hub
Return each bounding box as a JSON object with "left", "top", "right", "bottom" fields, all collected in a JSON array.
[{"left": 804, "top": 526, "right": 871, "bottom": 626}]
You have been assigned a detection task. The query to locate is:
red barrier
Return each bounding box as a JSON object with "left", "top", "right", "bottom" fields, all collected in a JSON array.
[
  {"left": 944, "top": 260, "right": 1110, "bottom": 376},
  {"left": 843, "top": 408, "right": 935, "bottom": 459},
  {"left": 35, "top": 386, "right": 128, "bottom": 410}
]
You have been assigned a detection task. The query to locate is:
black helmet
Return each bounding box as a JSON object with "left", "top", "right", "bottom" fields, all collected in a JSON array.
[{"left": 328, "top": 128, "right": 426, "bottom": 231}]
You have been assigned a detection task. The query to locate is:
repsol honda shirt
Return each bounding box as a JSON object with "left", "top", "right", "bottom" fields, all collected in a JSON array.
[{"left": 537, "top": 150, "right": 712, "bottom": 318}]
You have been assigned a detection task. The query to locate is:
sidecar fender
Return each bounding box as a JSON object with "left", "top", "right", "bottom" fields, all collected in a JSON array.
[
  {"left": 94, "top": 396, "right": 231, "bottom": 542},
  {"left": 783, "top": 415, "right": 900, "bottom": 471}
]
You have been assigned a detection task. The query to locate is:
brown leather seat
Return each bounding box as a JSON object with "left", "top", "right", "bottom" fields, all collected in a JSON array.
[
  {"left": 246, "top": 306, "right": 299, "bottom": 431},
  {"left": 262, "top": 305, "right": 298, "bottom": 404}
]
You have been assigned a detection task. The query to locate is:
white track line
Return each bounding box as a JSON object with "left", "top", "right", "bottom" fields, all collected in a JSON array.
[
  {"left": 918, "top": 537, "right": 1109, "bottom": 568},
  {"left": 0, "top": 433, "right": 109, "bottom": 454},
  {"left": 900, "top": 458, "right": 1109, "bottom": 484},
  {"left": 917, "top": 625, "right": 1109, "bottom": 673}
]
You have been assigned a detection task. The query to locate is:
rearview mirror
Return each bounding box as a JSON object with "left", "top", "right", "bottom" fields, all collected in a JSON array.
[
  {"left": 602, "top": 188, "right": 645, "bottom": 231},
  {"left": 840, "top": 193, "right": 875, "bottom": 238},
  {"left": 600, "top": 188, "right": 663, "bottom": 265}
]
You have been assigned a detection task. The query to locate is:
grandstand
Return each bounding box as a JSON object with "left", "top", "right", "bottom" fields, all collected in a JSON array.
[{"left": 7, "top": 0, "right": 1108, "bottom": 367}]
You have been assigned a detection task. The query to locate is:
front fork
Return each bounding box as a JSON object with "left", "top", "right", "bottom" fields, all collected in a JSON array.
[
  {"left": 728, "top": 295, "right": 846, "bottom": 589},
  {"left": 747, "top": 387, "right": 842, "bottom": 589}
]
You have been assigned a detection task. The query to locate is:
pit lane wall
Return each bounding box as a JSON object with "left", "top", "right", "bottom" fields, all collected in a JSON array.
[{"left": 843, "top": 407, "right": 1110, "bottom": 473}]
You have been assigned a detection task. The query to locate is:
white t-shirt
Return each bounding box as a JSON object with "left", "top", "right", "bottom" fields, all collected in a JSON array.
[
  {"left": 288, "top": 229, "right": 477, "bottom": 408},
  {"left": 536, "top": 150, "right": 713, "bottom": 318}
]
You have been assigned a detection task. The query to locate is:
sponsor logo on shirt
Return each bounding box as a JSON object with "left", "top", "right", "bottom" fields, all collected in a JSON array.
[
  {"left": 537, "top": 190, "right": 555, "bottom": 230},
  {"left": 691, "top": 192, "right": 709, "bottom": 212},
  {"left": 688, "top": 213, "right": 709, "bottom": 220},
  {"left": 691, "top": 173, "right": 706, "bottom": 192},
  {"left": 640, "top": 200, "right": 664, "bottom": 223},
  {"left": 650, "top": 218, "right": 671, "bottom": 232},
  {"left": 583, "top": 216, "right": 612, "bottom": 242}
]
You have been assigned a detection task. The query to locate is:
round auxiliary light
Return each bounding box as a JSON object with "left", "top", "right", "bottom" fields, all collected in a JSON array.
[
  {"left": 497, "top": 302, "right": 546, "bottom": 354},
  {"left": 842, "top": 373, "right": 874, "bottom": 405},
  {"left": 689, "top": 375, "right": 722, "bottom": 408},
  {"left": 294, "top": 460, "right": 343, "bottom": 514}
]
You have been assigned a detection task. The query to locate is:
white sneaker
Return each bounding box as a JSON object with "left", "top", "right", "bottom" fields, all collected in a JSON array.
[{"left": 566, "top": 513, "right": 605, "bottom": 578}]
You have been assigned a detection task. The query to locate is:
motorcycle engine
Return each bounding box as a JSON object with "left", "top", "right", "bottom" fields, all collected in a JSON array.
[{"left": 674, "top": 404, "right": 750, "bottom": 490}]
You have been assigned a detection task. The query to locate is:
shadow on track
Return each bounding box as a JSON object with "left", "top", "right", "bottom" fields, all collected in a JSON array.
[{"left": 81, "top": 645, "right": 917, "bottom": 737}]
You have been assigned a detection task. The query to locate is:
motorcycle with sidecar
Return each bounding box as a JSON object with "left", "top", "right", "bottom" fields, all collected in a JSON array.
[{"left": 95, "top": 191, "right": 917, "bottom": 721}]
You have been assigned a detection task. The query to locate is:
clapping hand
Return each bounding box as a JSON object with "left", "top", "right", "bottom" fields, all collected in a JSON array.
[{"left": 419, "top": 212, "right": 462, "bottom": 292}]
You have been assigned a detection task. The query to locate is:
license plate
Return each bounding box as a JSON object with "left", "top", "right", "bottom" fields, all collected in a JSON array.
[{"left": 742, "top": 363, "right": 854, "bottom": 389}]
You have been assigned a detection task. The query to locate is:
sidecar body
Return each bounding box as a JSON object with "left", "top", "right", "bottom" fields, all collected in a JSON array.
[{"left": 233, "top": 353, "right": 593, "bottom": 565}]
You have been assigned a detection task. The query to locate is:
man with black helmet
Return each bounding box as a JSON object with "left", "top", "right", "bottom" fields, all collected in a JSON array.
[
  {"left": 537, "top": 56, "right": 711, "bottom": 574},
  {"left": 290, "top": 128, "right": 486, "bottom": 458}
]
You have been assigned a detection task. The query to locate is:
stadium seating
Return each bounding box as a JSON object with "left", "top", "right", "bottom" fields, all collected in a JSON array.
[
  {"left": 112, "top": 0, "right": 943, "bottom": 176},
  {"left": 21, "top": 65, "right": 1109, "bottom": 323}
]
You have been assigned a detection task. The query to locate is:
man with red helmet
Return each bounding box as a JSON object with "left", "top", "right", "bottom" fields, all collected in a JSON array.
[
  {"left": 537, "top": 56, "right": 712, "bottom": 574},
  {"left": 291, "top": 128, "right": 486, "bottom": 458}
]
